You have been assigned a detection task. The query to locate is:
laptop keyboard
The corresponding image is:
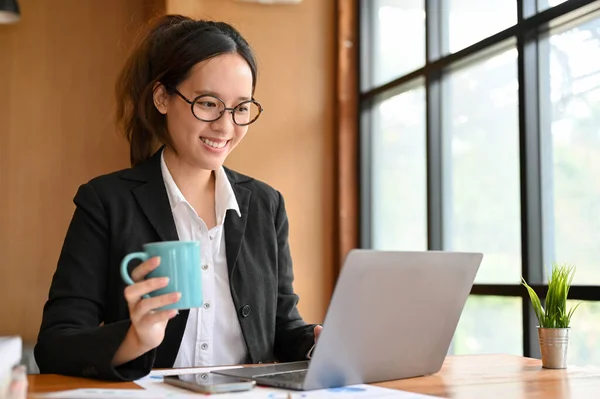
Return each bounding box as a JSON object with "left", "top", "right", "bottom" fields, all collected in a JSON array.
[{"left": 255, "top": 369, "right": 308, "bottom": 384}]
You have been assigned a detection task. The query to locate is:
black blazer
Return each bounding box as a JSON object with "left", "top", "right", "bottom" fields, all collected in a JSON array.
[{"left": 34, "top": 148, "right": 317, "bottom": 381}]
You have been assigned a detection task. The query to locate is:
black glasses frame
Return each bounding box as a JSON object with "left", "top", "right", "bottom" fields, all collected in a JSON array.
[{"left": 167, "top": 86, "right": 263, "bottom": 126}]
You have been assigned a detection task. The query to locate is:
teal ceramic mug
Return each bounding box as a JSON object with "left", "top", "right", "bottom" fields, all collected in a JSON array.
[{"left": 120, "top": 241, "right": 203, "bottom": 310}]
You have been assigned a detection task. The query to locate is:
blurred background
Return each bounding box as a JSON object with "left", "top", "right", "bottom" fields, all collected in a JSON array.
[{"left": 0, "top": 0, "right": 598, "bottom": 372}]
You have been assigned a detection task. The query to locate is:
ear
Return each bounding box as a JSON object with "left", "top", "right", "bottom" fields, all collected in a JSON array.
[{"left": 153, "top": 82, "right": 169, "bottom": 115}]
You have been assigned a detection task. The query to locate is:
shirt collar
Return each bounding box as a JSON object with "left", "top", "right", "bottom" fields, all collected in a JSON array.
[
  {"left": 160, "top": 150, "right": 241, "bottom": 224},
  {"left": 214, "top": 164, "right": 242, "bottom": 223}
]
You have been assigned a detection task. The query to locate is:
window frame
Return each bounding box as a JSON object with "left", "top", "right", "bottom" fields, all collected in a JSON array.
[{"left": 358, "top": 0, "right": 600, "bottom": 358}]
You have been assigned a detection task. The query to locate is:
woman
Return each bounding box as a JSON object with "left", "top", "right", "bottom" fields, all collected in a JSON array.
[{"left": 34, "top": 15, "right": 321, "bottom": 381}]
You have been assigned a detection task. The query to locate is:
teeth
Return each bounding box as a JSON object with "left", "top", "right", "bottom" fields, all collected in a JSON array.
[{"left": 200, "top": 137, "right": 227, "bottom": 149}]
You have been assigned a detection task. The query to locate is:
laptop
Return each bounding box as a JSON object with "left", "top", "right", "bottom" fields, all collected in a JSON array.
[{"left": 214, "top": 249, "right": 482, "bottom": 391}]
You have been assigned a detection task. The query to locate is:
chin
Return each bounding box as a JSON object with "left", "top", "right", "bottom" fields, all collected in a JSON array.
[
  {"left": 186, "top": 148, "right": 226, "bottom": 170},
  {"left": 194, "top": 159, "right": 225, "bottom": 171}
]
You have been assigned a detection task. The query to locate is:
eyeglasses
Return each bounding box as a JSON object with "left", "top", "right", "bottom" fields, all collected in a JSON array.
[{"left": 167, "top": 87, "right": 263, "bottom": 126}]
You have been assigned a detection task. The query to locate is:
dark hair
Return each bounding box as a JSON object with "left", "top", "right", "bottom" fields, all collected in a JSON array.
[{"left": 115, "top": 15, "right": 258, "bottom": 166}]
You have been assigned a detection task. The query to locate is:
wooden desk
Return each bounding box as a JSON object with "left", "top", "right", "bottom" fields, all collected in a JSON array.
[{"left": 27, "top": 354, "right": 600, "bottom": 398}]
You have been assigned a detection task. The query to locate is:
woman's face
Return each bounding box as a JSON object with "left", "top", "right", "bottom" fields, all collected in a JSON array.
[{"left": 155, "top": 53, "right": 254, "bottom": 171}]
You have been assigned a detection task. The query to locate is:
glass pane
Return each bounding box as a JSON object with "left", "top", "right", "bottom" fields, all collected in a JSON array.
[
  {"left": 371, "top": 83, "right": 427, "bottom": 250},
  {"left": 538, "top": 0, "right": 569, "bottom": 14},
  {"left": 444, "top": 48, "right": 522, "bottom": 284},
  {"left": 448, "top": 296, "right": 523, "bottom": 355},
  {"left": 363, "top": 0, "right": 425, "bottom": 90},
  {"left": 540, "top": 16, "right": 600, "bottom": 285},
  {"left": 567, "top": 300, "right": 600, "bottom": 366},
  {"left": 446, "top": 0, "right": 517, "bottom": 54}
]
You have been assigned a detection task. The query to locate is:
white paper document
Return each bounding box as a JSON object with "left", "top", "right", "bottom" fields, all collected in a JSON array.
[
  {"left": 35, "top": 381, "right": 441, "bottom": 399},
  {"left": 35, "top": 365, "right": 441, "bottom": 399},
  {"left": 33, "top": 388, "right": 172, "bottom": 398}
]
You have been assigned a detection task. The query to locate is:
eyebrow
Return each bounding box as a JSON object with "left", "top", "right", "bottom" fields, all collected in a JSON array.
[{"left": 193, "top": 90, "right": 252, "bottom": 102}]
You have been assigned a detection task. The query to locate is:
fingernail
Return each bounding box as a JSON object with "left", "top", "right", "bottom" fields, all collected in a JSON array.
[
  {"left": 154, "top": 256, "right": 161, "bottom": 264},
  {"left": 162, "top": 277, "right": 170, "bottom": 285}
]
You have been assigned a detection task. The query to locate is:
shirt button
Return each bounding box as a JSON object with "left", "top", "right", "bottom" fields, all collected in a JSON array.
[
  {"left": 203, "top": 302, "right": 211, "bottom": 309},
  {"left": 241, "top": 305, "right": 252, "bottom": 318},
  {"left": 201, "top": 343, "right": 209, "bottom": 350},
  {"left": 209, "top": 236, "right": 214, "bottom": 240},
  {"left": 201, "top": 373, "right": 208, "bottom": 380},
  {"left": 202, "top": 264, "right": 209, "bottom": 270}
]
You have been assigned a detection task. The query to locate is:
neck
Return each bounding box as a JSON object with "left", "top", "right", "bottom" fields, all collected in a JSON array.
[{"left": 163, "top": 147, "right": 214, "bottom": 197}]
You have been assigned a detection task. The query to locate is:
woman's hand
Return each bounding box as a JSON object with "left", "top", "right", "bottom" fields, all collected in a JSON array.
[
  {"left": 125, "top": 256, "right": 181, "bottom": 350},
  {"left": 314, "top": 325, "right": 323, "bottom": 343},
  {"left": 112, "top": 256, "right": 180, "bottom": 366}
]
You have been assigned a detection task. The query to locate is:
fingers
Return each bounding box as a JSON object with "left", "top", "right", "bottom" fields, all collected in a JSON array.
[
  {"left": 130, "top": 256, "right": 161, "bottom": 282},
  {"left": 136, "top": 292, "right": 181, "bottom": 315},
  {"left": 124, "top": 277, "right": 169, "bottom": 304},
  {"left": 314, "top": 325, "right": 323, "bottom": 341},
  {"left": 143, "top": 308, "right": 179, "bottom": 325}
]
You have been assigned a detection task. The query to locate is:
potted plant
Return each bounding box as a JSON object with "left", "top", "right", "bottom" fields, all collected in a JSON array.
[{"left": 521, "top": 263, "right": 580, "bottom": 369}]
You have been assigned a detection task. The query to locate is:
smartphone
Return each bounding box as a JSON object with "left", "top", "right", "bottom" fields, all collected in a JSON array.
[{"left": 164, "top": 372, "right": 256, "bottom": 394}]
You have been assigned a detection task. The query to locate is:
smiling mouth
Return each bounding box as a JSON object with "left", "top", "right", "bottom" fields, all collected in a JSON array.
[{"left": 200, "top": 137, "right": 229, "bottom": 149}]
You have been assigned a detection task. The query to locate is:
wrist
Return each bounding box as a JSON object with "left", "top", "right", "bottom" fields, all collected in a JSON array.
[
  {"left": 111, "top": 325, "right": 153, "bottom": 367},
  {"left": 126, "top": 324, "right": 154, "bottom": 354}
]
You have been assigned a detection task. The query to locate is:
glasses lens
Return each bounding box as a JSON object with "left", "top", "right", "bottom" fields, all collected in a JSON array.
[
  {"left": 233, "top": 101, "right": 261, "bottom": 125},
  {"left": 192, "top": 95, "right": 224, "bottom": 121}
]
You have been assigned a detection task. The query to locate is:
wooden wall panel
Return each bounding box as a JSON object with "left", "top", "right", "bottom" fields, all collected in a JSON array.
[
  {"left": 0, "top": 0, "right": 161, "bottom": 342},
  {"left": 336, "top": 0, "right": 359, "bottom": 272}
]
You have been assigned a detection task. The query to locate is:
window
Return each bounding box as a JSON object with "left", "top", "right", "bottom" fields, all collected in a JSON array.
[
  {"left": 540, "top": 15, "right": 600, "bottom": 285},
  {"left": 361, "top": 0, "right": 425, "bottom": 90},
  {"left": 538, "top": 0, "right": 569, "bottom": 14},
  {"left": 370, "top": 83, "right": 427, "bottom": 251},
  {"left": 361, "top": 0, "right": 600, "bottom": 362},
  {"left": 568, "top": 300, "right": 600, "bottom": 366},
  {"left": 445, "top": 0, "right": 516, "bottom": 54},
  {"left": 444, "top": 48, "right": 521, "bottom": 284},
  {"left": 449, "top": 296, "right": 522, "bottom": 356}
]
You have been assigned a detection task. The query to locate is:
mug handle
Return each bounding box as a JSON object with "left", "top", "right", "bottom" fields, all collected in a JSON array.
[{"left": 120, "top": 252, "right": 149, "bottom": 286}]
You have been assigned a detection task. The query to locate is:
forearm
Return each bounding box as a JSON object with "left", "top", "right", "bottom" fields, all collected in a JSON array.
[
  {"left": 35, "top": 320, "right": 154, "bottom": 381},
  {"left": 274, "top": 322, "right": 317, "bottom": 361},
  {"left": 111, "top": 326, "right": 154, "bottom": 367}
]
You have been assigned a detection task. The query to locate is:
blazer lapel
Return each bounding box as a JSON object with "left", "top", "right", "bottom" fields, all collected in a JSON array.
[
  {"left": 122, "top": 149, "right": 179, "bottom": 243},
  {"left": 121, "top": 148, "right": 186, "bottom": 367},
  {"left": 224, "top": 175, "right": 251, "bottom": 278},
  {"left": 132, "top": 182, "right": 179, "bottom": 242}
]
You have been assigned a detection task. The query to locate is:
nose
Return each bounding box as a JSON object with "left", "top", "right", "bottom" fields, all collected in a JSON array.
[{"left": 210, "top": 110, "right": 236, "bottom": 134}]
